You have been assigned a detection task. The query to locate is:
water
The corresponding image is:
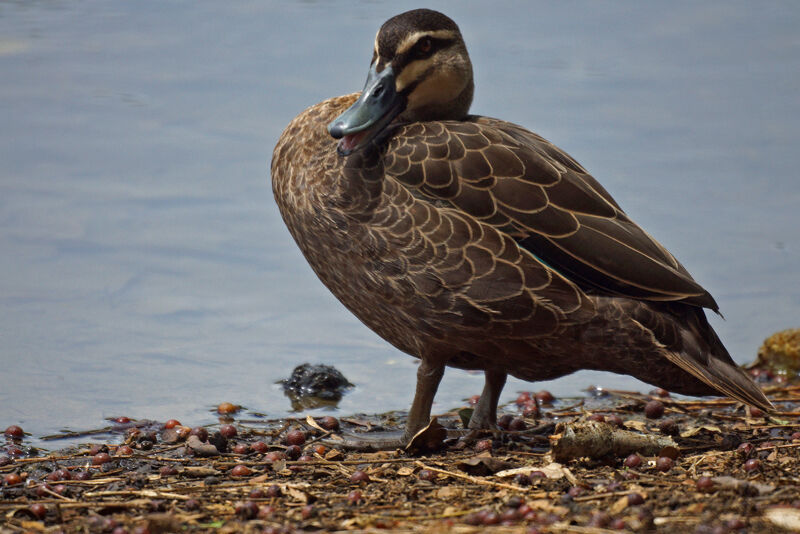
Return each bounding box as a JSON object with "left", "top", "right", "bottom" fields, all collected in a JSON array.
[{"left": 1, "top": 1, "right": 798, "bottom": 449}]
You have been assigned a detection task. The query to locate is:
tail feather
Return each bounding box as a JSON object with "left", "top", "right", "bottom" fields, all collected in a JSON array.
[
  {"left": 632, "top": 300, "right": 774, "bottom": 413},
  {"left": 662, "top": 349, "right": 774, "bottom": 413}
]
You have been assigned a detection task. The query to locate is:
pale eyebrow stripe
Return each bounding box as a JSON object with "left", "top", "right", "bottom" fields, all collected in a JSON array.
[{"left": 394, "top": 29, "right": 457, "bottom": 56}]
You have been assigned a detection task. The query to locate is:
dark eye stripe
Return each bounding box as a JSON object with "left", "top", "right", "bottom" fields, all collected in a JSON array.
[{"left": 394, "top": 37, "right": 453, "bottom": 70}]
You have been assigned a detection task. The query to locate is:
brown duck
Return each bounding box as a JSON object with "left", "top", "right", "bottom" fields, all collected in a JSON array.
[{"left": 271, "top": 9, "right": 772, "bottom": 445}]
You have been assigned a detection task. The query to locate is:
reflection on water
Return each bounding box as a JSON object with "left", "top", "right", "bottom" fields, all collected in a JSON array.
[{"left": 0, "top": 2, "right": 798, "bottom": 448}]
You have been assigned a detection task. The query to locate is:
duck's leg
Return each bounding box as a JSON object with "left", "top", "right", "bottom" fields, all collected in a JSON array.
[
  {"left": 331, "top": 356, "right": 446, "bottom": 450},
  {"left": 468, "top": 368, "right": 507, "bottom": 430},
  {"left": 404, "top": 356, "right": 447, "bottom": 440}
]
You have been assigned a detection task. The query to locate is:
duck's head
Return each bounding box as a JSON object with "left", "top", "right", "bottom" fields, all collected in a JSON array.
[{"left": 328, "top": 9, "right": 474, "bottom": 156}]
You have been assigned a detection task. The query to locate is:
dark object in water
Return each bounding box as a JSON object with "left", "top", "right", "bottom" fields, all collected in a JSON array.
[{"left": 281, "top": 364, "right": 353, "bottom": 408}]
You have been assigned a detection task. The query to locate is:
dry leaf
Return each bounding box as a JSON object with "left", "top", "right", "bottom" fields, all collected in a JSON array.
[
  {"left": 406, "top": 417, "right": 446, "bottom": 453},
  {"left": 680, "top": 424, "right": 722, "bottom": 438},
  {"left": 435, "top": 487, "right": 464, "bottom": 499},
  {"left": 765, "top": 507, "right": 800, "bottom": 531}
]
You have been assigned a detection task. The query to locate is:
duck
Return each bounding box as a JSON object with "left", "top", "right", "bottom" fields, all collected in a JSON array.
[{"left": 271, "top": 8, "right": 773, "bottom": 446}]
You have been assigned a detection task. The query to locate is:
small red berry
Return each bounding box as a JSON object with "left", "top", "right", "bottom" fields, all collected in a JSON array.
[
  {"left": 219, "top": 424, "right": 237, "bottom": 439},
  {"left": 4, "top": 425, "right": 23, "bottom": 438},
  {"left": 286, "top": 430, "right": 306, "bottom": 446},
  {"left": 92, "top": 452, "right": 112, "bottom": 465},
  {"left": 217, "top": 402, "right": 239, "bottom": 414},
  {"left": 230, "top": 464, "right": 251, "bottom": 477},
  {"left": 655, "top": 456, "right": 674, "bottom": 472},
  {"left": 644, "top": 400, "right": 665, "bottom": 419},
  {"left": 164, "top": 419, "right": 181, "bottom": 429},
  {"left": 350, "top": 470, "right": 370, "bottom": 483}
]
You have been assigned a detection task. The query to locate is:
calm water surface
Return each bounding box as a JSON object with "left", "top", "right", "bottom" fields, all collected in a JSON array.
[{"left": 1, "top": 2, "right": 798, "bottom": 448}]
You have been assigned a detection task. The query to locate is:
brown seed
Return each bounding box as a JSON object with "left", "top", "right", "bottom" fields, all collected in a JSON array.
[
  {"left": 587, "top": 413, "right": 605, "bottom": 422},
  {"left": 301, "top": 504, "right": 314, "bottom": 519},
  {"left": 791, "top": 432, "right": 800, "bottom": 441},
  {"left": 251, "top": 441, "right": 268, "bottom": 453},
  {"left": 47, "top": 468, "right": 72, "bottom": 482},
  {"left": 112, "top": 528, "right": 129, "bottom": 534},
  {"left": 644, "top": 400, "right": 665, "bottom": 419},
  {"left": 509, "top": 417, "right": 526, "bottom": 431},
  {"left": 481, "top": 511, "right": 500, "bottom": 525},
  {"left": 567, "top": 486, "right": 584, "bottom": 498},
  {"left": 347, "top": 490, "right": 363, "bottom": 504},
  {"left": 265, "top": 451, "right": 286, "bottom": 463},
  {"left": 418, "top": 469, "right": 436, "bottom": 482},
  {"left": 513, "top": 473, "right": 530, "bottom": 486},
  {"left": 319, "top": 416, "right": 340, "bottom": 431},
  {"left": 624, "top": 454, "right": 642, "bottom": 468},
  {"left": 233, "top": 443, "right": 249, "bottom": 455},
  {"left": 189, "top": 427, "right": 208, "bottom": 442},
  {"left": 114, "top": 416, "right": 131, "bottom": 424},
  {"left": 0, "top": 456, "right": 11, "bottom": 467},
  {"left": 164, "top": 419, "right": 181, "bottom": 429},
  {"left": 92, "top": 452, "right": 112, "bottom": 465},
  {"left": 73, "top": 470, "right": 91, "bottom": 481},
  {"left": 651, "top": 388, "right": 671, "bottom": 397},
  {"left": 258, "top": 505, "right": 276, "bottom": 519},
  {"left": 610, "top": 518, "right": 627, "bottom": 530},
  {"left": 535, "top": 390, "right": 555, "bottom": 405},
  {"left": 89, "top": 444, "right": 108, "bottom": 455},
  {"left": 248, "top": 488, "right": 265, "bottom": 499},
  {"left": 313, "top": 444, "right": 327, "bottom": 455},
  {"left": 743, "top": 458, "right": 761, "bottom": 472},
  {"left": 116, "top": 445, "right": 134, "bottom": 456},
  {"left": 184, "top": 498, "right": 200, "bottom": 510},
  {"left": 655, "top": 456, "right": 674, "bottom": 472},
  {"left": 266, "top": 484, "right": 281, "bottom": 497},
  {"left": 658, "top": 419, "right": 679, "bottom": 435},
  {"left": 230, "top": 464, "right": 251, "bottom": 477},
  {"left": 738, "top": 442, "right": 755, "bottom": 455},
  {"left": 749, "top": 407, "right": 764, "bottom": 418},
  {"left": 497, "top": 414, "right": 514, "bottom": 429},
  {"left": 234, "top": 500, "right": 259, "bottom": 519},
  {"left": 606, "top": 414, "right": 624, "bottom": 427},
  {"left": 217, "top": 402, "right": 239, "bottom": 414},
  {"left": 515, "top": 391, "right": 532, "bottom": 405},
  {"left": 286, "top": 429, "right": 306, "bottom": 446},
  {"left": 219, "top": 424, "right": 237, "bottom": 439},
  {"left": 350, "top": 470, "right": 370, "bottom": 483},
  {"left": 297, "top": 454, "right": 314, "bottom": 462},
  {"left": 4, "top": 472, "right": 22, "bottom": 485},
  {"left": 475, "top": 439, "right": 492, "bottom": 452},
  {"left": 29, "top": 503, "right": 47, "bottom": 519},
  {"left": 589, "top": 511, "right": 611, "bottom": 527},
  {"left": 522, "top": 401, "right": 540, "bottom": 418},
  {"left": 131, "top": 526, "right": 151, "bottom": 534},
  {"left": 6, "top": 446, "right": 23, "bottom": 457},
  {"left": 500, "top": 507, "right": 519, "bottom": 522},
  {"left": 467, "top": 394, "right": 480, "bottom": 406},
  {"left": 528, "top": 470, "right": 546, "bottom": 480},
  {"left": 696, "top": 476, "right": 715, "bottom": 492},
  {"left": 159, "top": 465, "right": 178, "bottom": 476},
  {"left": 506, "top": 496, "right": 525, "bottom": 508},
  {"left": 627, "top": 492, "right": 645, "bottom": 505},
  {"left": 4, "top": 425, "right": 23, "bottom": 438}
]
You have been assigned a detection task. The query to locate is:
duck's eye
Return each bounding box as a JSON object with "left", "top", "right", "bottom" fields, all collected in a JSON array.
[{"left": 414, "top": 37, "right": 432, "bottom": 57}]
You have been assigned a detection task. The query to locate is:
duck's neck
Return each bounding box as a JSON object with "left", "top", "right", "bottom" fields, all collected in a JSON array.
[{"left": 399, "top": 77, "right": 474, "bottom": 123}]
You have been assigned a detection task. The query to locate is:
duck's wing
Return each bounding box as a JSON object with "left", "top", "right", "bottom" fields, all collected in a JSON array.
[{"left": 383, "top": 118, "right": 719, "bottom": 312}]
